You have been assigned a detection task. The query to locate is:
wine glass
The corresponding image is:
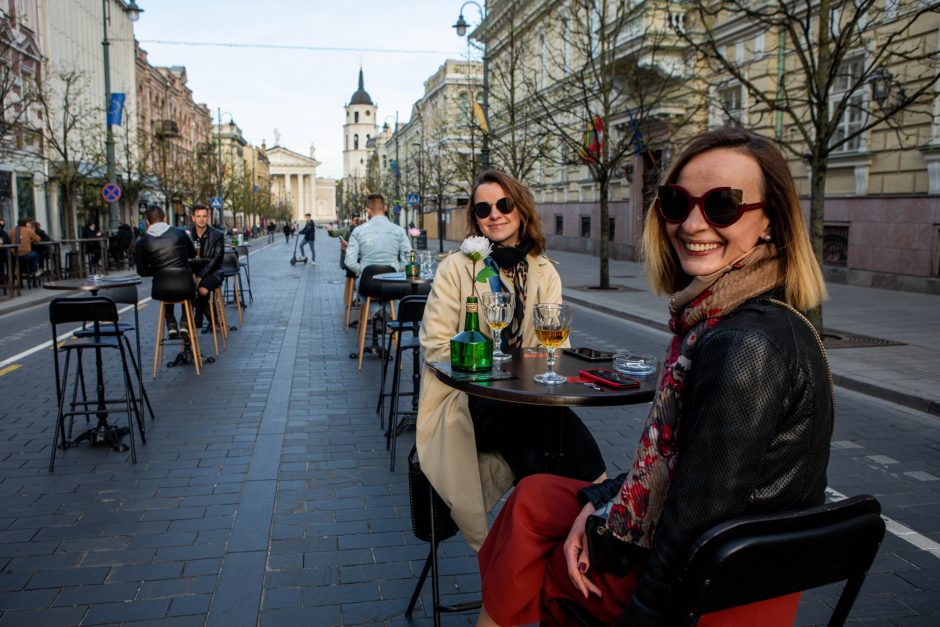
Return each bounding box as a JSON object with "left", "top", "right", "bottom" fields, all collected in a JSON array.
[
  {"left": 533, "top": 303, "right": 572, "bottom": 384},
  {"left": 482, "top": 292, "right": 515, "bottom": 362}
]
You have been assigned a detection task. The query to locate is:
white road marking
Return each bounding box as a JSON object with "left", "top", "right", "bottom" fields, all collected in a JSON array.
[
  {"left": 904, "top": 471, "right": 939, "bottom": 482},
  {"left": 827, "top": 487, "right": 940, "bottom": 559},
  {"left": 867, "top": 454, "right": 900, "bottom": 465}
]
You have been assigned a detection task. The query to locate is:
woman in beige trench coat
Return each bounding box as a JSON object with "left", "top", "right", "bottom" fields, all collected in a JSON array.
[{"left": 416, "top": 170, "right": 606, "bottom": 551}]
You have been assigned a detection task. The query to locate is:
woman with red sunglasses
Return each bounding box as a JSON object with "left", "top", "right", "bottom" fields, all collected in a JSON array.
[
  {"left": 475, "top": 128, "right": 831, "bottom": 626},
  {"left": 416, "top": 169, "right": 607, "bottom": 552}
]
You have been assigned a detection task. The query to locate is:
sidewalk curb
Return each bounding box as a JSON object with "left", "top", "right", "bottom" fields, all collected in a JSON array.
[{"left": 565, "top": 293, "right": 940, "bottom": 418}]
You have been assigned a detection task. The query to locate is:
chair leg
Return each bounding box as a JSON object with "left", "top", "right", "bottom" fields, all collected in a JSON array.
[
  {"left": 118, "top": 344, "right": 138, "bottom": 464},
  {"left": 357, "top": 296, "right": 372, "bottom": 370},
  {"left": 232, "top": 278, "right": 244, "bottom": 324},
  {"left": 153, "top": 302, "right": 165, "bottom": 379},
  {"left": 343, "top": 278, "right": 354, "bottom": 330},
  {"left": 405, "top": 551, "right": 433, "bottom": 618},
  {"left": 49, "top": 350, "right": 72, "bottom": 472},
  {"left": 207, "top": 293, "right": 220, "bottom": 355},
  {"left": 388, "top": 344, "right": 405, "bottom": 471},
  {"left": 214, "top": 288, "right": 228, "bottom": 347},
  {"left": 184, "top": 301, "right": 202, "bottom": 376},
  {"left": 376, "top": 327, "right": 397, "bottom": 424},
  {"left": 123, "top": 335, "right": 156, "bottom": 423}
]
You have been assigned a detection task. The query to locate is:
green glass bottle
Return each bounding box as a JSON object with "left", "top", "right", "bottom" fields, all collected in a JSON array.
[
  {"left": 405, "top": 250, "right": 420, "bottom": 278},
  {"left": 450, "top": 296, "right": 493, "bottom": 372}
]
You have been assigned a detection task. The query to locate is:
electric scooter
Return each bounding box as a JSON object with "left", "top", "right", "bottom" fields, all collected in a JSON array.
[{"left": 289, "top": 234, "right": 308, "bottom": 265}]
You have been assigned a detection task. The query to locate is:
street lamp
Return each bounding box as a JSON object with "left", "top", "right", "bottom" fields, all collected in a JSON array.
[
  {"left": 383, "top": 113, "right": 401, "bottom": 224},
  {"left": 453, "top": 0, "right": 489, "bottom": 170},
  {"left": 102, "top": 0, "right": 144, "bottom": 232}
]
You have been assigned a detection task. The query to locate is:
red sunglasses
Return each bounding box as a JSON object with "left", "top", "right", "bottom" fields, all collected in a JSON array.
[{"left": 656, "top": 184, "right": 766, "bottom": 228}]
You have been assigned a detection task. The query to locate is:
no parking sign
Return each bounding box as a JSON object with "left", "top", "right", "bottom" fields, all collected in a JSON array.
[{"left": 102, "top": 182, "right": 122, "bottom": 203}]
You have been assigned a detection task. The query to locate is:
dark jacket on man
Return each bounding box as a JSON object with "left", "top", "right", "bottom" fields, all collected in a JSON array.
[
  {"left": 299, "top": 220, "right": 316, "bottom": 242},
  {"left": 189, "top": 225, "right": 224, "bottom": 278},
  {"left": 135, "top": 225, "right": 195, "bottom": 277}
]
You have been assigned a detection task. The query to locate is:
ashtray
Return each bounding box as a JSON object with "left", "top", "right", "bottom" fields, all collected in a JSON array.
[{"left": 613, "top": 353, "right": 657, "bottom": 375}]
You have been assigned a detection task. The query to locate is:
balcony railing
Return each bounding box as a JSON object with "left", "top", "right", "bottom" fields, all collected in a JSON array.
[{"left": 155, "top": 119, "right": 180, "bottom": 139}]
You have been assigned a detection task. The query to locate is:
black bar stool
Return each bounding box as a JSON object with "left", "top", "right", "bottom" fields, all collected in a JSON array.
[{"left": 151, "top": 268, "right": 202, "bottom": 377}]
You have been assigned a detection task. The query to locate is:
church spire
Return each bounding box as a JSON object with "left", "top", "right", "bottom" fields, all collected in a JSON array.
[{"left": 358, "top": 66, "right": 364, "bottom": 91}]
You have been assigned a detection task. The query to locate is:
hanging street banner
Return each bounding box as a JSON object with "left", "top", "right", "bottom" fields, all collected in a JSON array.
[{"left": 108, "top": 93, "right": 126, "bottom": 126}]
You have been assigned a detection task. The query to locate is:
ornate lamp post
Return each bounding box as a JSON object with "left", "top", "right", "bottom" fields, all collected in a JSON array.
[
  {"left": 102, "top": 0, "right": 143, "bottom": 232},
  {"left": 453, "top": 0, "right": 489, "bottom": 170},
  {"left": 216, "top": 110, "right": 236, "bottom": 229}
]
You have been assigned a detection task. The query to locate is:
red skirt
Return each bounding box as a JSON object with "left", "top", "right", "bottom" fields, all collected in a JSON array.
[{"left": 478, "top": 474, "right": 800, "bottom": 626}]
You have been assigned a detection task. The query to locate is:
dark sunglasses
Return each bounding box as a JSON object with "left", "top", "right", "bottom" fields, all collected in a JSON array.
[
  {"left": 656, "top": 184, "right": 766, "bottom": 228},
  {"left": 472, "top": 197, "right": 513, "bottom": 220}
]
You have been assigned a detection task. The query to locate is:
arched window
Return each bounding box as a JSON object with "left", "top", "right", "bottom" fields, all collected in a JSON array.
[
  {"left": 366, "top": 134, "right": 371, "bottom": 142},
  {"left": 354, "top": 134, "right": 359, "bottom": 150},
  {"left": 354, "top": 111, "right": 359, "bottom": 123},
  {"left": 345, "top": 135, "right": 348, "bottom": 150}
]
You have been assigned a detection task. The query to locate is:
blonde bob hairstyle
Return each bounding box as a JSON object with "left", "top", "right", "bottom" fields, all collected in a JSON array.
[
  {"left": 642, "top": 128, "right": 827, "bottom": 311},
  {"left": 466, "top": 169, "right": 546, "bottom": 256}
]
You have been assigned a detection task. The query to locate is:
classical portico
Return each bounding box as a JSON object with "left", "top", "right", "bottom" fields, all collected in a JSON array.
[{"left": 266, "top": 146, "right": 336, "bottom": 223}]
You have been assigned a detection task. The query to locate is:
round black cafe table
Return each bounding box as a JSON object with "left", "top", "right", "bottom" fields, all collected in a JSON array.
[
  {"left": 372, "top": 271, "right": 432, "bottom": 295},
  {"left": 428, "top": 347, "right": 658, "bottom": 472},
  {"left": 44, "top": 277, "right": 142, "bottom": 452}
]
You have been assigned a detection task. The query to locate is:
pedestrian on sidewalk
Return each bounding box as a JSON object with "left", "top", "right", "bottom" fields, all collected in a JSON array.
[
  {"left": 476, "top": 128, "right": 833, "bottom": 627},
  {"left": 416, "top": 170, "right": 606, "bottom": 553},
  {"left": 282, "top": 222, "right": 291, "bottom": 244}
]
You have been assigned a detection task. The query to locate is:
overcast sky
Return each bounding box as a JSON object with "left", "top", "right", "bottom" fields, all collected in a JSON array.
[{"left": 133, "top": 0, "right": 481, "bottom": 179}]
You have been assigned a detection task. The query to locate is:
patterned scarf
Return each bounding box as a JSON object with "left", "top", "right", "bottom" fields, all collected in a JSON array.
[
  {"left": 486, "top": 239, "right": 533, "bottom": 350},
  {"left": 606, "top": 243, "right": 784, "bottom": 546}
]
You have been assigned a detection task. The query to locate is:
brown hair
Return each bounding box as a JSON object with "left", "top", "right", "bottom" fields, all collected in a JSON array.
[
  {"left": 642, "top": 128, "right": 826, "bottom": 311},
  {"left": 192, "top": 204, "right": 209, "bottom": 215},
  {"left": 465, "top": 169, "right": 546, "bottom": 255}
]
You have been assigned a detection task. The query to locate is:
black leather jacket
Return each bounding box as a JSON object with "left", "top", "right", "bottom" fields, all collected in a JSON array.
[
  {"left": 578, "top": 292, "right": 833, "bottom": 626},
  {"left": 135, "top": 226, "right": 195, "bottom": 277},
  {"left": 189, "top": 225, "right": 224, "bottom": 278}
]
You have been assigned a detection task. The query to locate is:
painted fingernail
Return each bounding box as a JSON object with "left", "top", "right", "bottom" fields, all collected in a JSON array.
[{"left": 578, "top": 563, "right": 586, "bottom": 573}]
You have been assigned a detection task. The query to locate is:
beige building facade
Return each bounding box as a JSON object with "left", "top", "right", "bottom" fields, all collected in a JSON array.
[{"left": 268, "top": 145, "right": 336, "bottom": 224}]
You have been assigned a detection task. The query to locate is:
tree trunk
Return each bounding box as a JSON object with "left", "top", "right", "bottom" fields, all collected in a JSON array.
[
  {"left": 598, "top": 175, "right": 610, "bottom": 289},
  {"left": 808, "top": 158, "right": 827, "bottom": 332}
]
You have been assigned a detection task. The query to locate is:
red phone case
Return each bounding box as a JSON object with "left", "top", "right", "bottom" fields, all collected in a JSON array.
[{"left": 579, "top": 369, "right": 640, "bottom": 390}]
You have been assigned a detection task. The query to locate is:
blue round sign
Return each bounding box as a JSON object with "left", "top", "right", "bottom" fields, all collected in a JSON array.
[{"left": 102, "top": 182, "right": 122, "bottom": 203}]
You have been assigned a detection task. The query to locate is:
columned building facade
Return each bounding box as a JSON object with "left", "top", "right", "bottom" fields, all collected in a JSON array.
[{"left": 267, "top": 146, "right": 336, "bottom": 223}]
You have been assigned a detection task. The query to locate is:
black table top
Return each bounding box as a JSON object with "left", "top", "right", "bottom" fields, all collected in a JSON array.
[
  {"left": 43, "top": 277, "right": 141, "bottom": 292},
  {"left": 372, "top": 272, "right": 431, "bottom": 285},
  {"left": 428, "top": 348, "right": 658, "bottom": 407}
]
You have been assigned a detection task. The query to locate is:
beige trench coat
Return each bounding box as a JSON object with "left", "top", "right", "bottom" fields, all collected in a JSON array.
[{"left": 417, "top": 250, "right": 565, "bottom": 551}]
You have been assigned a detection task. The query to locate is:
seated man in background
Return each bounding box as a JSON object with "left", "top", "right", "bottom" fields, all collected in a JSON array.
[
  {"left": 11, "top": 217, "right": 41, "bottom": 277},
  {"left": 186, "top": 205, "right": 224, "bottom": 333},
  {"left": 135, "top": 206, "right": 196, "bottom": 340}
]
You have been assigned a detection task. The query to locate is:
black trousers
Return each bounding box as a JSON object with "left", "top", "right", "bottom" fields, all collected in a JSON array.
[
  {"left": 469, "top": 396, "right": 606, "bottom": 482},
  {"left": 194, "top": 273, "right": 222, "bottom": 326}
]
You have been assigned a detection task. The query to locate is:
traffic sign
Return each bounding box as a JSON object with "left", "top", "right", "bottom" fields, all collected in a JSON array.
[
  {"left": 210, "top": 197, "right": 222, "bottom": 210},
  {"left": 102, "top": 182, "right": 122, "bottom": 203},
  {"left": 407, "top": 193, "right": 420, "bottom": 206}
]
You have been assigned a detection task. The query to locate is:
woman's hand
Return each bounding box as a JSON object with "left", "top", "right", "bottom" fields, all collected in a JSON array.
[{"left": 563, "top": 502, "right": 603, "bottom": 599}]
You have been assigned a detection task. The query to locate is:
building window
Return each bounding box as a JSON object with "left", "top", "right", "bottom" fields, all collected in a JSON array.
[
  {"left": 555, "top": 215, "right": 564, "bottom": 235},
  {"left": 608, "top": 217, "right": 615, "bottom": 242},
  {"left": 580, "top": 216, "right": 591, "bottom": 238},
  {"left": 832, "top": 58, "right": 865, "bottom": 153},
  {"left": 382, "top": 155, "right": 387, "bottom": 169},
  {"left": 354, "top": 134, "right": 359, "bottom": 150},
  {"left": 823, "top": 224, "right": 849, "bottom": 266},
  {"left": 719, "top": 84, "right": 744, "bottom": 126},
  {"left": 354, "top": 111, "right": 359, "bottom": 123}
]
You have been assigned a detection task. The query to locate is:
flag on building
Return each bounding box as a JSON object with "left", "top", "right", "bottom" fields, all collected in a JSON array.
[
  {"left": 579, "top": 115, "right": 604, "bottom": 163},
  {"left": 472, "top": 101, "right": 489, "bottom": 135}
]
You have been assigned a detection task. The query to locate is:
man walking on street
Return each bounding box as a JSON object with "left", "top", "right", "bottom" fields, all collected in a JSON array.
[
  {"left": 282, "top": 222, "right": 291, "bottom": 244},
  {"left": 135, "top": 206, "right": 196, "bottom": 341},
  {"left": 187, "top": 205, "right": 225, "bottom": 332},
  {"left": 298, "top": 213, "right": 316, "bottom": 263}
]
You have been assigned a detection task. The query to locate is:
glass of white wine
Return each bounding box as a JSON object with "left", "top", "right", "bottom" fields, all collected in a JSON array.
[
  {"left": 482, "top": 292, "right": 515, "bottom": 362},
  {"left": 533, "top": 303, "right": 572, "bottom": 384}
]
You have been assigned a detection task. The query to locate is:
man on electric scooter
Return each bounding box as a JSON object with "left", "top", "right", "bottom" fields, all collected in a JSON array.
[{"left": 299, "top": 213, "right": 316, "bottom": 263}]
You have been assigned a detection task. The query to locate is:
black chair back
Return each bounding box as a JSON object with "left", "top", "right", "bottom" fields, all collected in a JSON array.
[
  {"left": 221, "top": 251, "right": 239, "bottom": 276},
  {"left": 49, "top": 296, "right": 119, "bottom": 326},
  {"left": 359, "top": 264, "right": 396, "bottom": 299},
  {"left": 396, "top": 295, "right": 427, "bottom": 326},
  {"left": 236, "top": 245, "right": 249, "bottom": 260},
  {"left": 151, "top": 268, "right": 194, "bottom": 302},
  {"left": 105, "top": 285, "right": 139, "bottom": 306},
  {"left": 667, "top": 494, "right": 886, "bottom": 626}
]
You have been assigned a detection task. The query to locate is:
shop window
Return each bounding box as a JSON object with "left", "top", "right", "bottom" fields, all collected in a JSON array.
[
  {"left": 555, "top": 215, "right": 563, "bottom": 235},
  {"left": 580, "top": 216, "right": 591, "bottom": 238}
]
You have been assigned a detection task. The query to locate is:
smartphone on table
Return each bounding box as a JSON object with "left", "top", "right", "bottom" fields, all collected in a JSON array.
[{"left": 579, "top": 369, "right": 641, "bottom": 390}]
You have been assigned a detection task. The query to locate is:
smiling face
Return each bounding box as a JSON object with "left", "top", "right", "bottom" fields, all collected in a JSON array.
[
  {"left": 193, "top": 208, "right": 210, "bottom": 230},
  {"left": 666, "top": 148, "right": 771, "bottom": 277},
  {"left": 474, "top": 182, "right": 521, "bottom": 246}
]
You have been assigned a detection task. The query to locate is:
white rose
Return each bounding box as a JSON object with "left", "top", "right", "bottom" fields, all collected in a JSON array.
[{"left": 460, "top": 236, "right": 492, "bottom": 262}]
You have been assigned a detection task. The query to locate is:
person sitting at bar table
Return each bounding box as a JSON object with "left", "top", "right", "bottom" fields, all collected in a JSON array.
[
  {"left": 135, "top": 206, "right": 196, "bottom": 341},
  {"left": 416, "top": 170, "right": 606, "bottom": 553},
  {"left": 11, "top": 217, "right": 41, "bottom": 277},
  {"left": 474, "top": 128, "right": 833, "bottom": 627},
  {"left": 186, "top": 205, "right": 224, "bottom": 333}
]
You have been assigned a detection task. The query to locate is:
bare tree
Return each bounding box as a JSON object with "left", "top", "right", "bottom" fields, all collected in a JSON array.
[
  {"left": 38, "top": 69, "right": 105, "bottom": 239},
  {"left": 530, "top": 0, "right": 695, "bottom": 288},
  {"left": 678, "top": 0, "right": 940, "bottom": 327},
  {"left": 0, "top": 54, "right": 41, "bottom": 161}
]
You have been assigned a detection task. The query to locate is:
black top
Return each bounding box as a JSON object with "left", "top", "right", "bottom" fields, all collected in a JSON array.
[
  {"left": 190, "top": 225, "right": 224, "bottom": 278},
  {"left": 134, "top": 226, "right": 195, "bottom": 277}
]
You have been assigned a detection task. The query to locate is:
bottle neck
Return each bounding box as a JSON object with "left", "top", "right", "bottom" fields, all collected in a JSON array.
[{"left": 464, "top": 297, "right": 480, "bottom": 332}]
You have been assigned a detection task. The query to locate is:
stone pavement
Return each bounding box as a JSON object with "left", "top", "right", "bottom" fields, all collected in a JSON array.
[{"left": 0, "top": 234, "right": 936, "bottom": 626}]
